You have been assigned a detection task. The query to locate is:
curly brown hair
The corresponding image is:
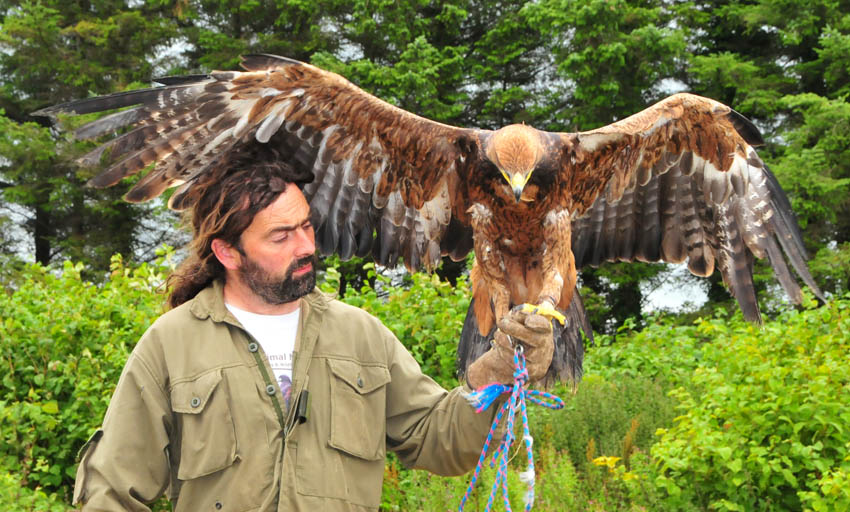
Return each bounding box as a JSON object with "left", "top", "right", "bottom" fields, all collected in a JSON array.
[{"left": 166, "top": 149, "right": 312, "bottom": 309}]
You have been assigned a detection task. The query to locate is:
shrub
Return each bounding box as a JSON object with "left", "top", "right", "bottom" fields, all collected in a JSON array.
[
  {"left": 0, "top": 471, "right": 72, "bottom": 511},
  {"left": 650, "top": 294, "right": 850, "bottom": 511},
  {"left": 530, "top": 375, "right": 677, "bottom": 473},
  {"left": 6, "top": 252, "right": 848, "bottom": 512},
  {"left": 381, "top": 443, "right": 582, "bottom": 511},
  {"left": 584, "top": 314, "right": 708, "bottom": 387},
  {"left": 0, "top": 254, "right": 171, "bottom": 500}
]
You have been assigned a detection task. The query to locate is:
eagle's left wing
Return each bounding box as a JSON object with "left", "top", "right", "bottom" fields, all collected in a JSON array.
[{"left": 564, "top": 93, "right": 824, "bottom": 321}]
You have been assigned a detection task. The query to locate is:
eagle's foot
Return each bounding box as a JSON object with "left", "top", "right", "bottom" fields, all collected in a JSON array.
[{"left": 516, "top": 302, "right": 566, "bottom": 326}]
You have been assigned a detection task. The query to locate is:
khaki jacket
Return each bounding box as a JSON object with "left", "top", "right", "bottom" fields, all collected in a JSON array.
[{"left": 73, "top": 281, "right": 497, "bottom": 511}]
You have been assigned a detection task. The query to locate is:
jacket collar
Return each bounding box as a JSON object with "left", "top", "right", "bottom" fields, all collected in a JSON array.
[{"left": 189, "top": 279, "right": 332, "bottom": 323}]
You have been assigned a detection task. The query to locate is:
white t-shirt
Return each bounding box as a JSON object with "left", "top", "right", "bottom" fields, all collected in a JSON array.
[{"left": 225, "top": 302, "right": 299, "bottom": 407}]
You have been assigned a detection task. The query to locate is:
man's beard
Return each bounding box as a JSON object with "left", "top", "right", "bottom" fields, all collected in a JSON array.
[{"left": 238, "top": 253, "right": 318, "bottom": 305}]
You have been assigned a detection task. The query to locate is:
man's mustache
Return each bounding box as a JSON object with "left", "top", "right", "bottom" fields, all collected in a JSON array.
[{"left": 285, "top": 254, "right": 317, "bottom": 278}]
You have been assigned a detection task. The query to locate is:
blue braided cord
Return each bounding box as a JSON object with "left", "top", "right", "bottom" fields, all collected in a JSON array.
[
  {"left": 458, "top": 346, "right": 565, "bottom": 512},
  {"left": 458, "top": 400, "right": 509, "bottom": 511},
  {"left": 526, "top": 389, "right": 565, "bottom": 409},
  {"left": 518, "top": 378, "right": 535, "bottom": 511},
  {"left": 465, "top": 383, "right": 512, "bottom": 412}
]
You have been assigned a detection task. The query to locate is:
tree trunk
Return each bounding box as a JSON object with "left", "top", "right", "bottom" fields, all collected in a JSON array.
[{"left": 34, "top": 201, "right": 52, "bottom": 265}]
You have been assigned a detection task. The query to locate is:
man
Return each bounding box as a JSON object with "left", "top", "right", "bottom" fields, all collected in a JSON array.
[{"left": 72, "top": 159, "right": 555, "bottom": 511}]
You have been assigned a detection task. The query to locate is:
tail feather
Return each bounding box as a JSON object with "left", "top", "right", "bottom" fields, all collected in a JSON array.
[
  {"left": 457, "top": 299, "right": 496, "bottom": 384},
  {"left": 549, "top": 288, "right": 591, "bottom": 386}
]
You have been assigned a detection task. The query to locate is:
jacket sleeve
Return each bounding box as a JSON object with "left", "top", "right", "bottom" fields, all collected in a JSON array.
[
  {"left": 383, "top": 333, "right": 501, "bottom": 476},
  {"left": 74, "top": 350, "right": 172, "bottom": 511}
]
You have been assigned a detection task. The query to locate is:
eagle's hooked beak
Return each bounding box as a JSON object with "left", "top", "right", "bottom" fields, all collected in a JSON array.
[{"left": 502, "top": 170, "right": 532, "bottom": 202}]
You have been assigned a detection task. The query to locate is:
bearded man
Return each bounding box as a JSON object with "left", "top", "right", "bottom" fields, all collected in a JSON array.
[{"left": 72, "top": 157, "right": 555, "bottom": 512}]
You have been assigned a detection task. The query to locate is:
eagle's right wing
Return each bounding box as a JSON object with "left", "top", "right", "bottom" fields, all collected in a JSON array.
[{"left": 34, "top": 54, "right": 485, "bottom": 270}]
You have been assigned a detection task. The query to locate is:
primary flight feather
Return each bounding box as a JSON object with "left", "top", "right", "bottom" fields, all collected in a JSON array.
[{"left": 34, "top": 53, "right": 825, "bottom": 385}]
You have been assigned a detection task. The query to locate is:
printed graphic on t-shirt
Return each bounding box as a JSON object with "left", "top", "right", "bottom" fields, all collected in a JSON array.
[
  {"left": 278, "top": 374, "right": 292, "bottom": 406},
  {"left": 269, "top": 353, "right": 293, "bottom": 406}
]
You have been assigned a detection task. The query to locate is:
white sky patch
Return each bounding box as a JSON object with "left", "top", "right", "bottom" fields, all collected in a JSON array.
[{"left": 641, "top": 264, "right": 708, "bottom": 313}]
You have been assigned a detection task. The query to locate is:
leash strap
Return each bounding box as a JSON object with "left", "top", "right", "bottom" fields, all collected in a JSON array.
[{"left": 461, "top": 346, "right": 564, "bottom": 511}]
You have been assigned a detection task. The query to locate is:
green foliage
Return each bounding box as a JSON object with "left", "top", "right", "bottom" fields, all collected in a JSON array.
[
  {"left": 809, "top": 242, "right": 850, "bottom": 297},
  {"left": 530, "top": 0, "right": 687, "bottom": 131},
  {"left": 0, "top": 471, "right": 72, "bottom": 512},
  {"left": 531, "top": 375, "right": 677, "bottom": 473},
  {"left": 687, "top": 52, "right": 788, "bottom": 114},
  {"left": 650, "top": 295, "right": 850, "bottom": 511},
  {"left": 381, "top": 442, "right": 583, "bottom": 511},
  {"left": 3, "top": 255, "right": 850, "bottom": 511},
  {"left": 0, "top": 252, "right": 173, "bottom": 500},
  {"left": 771, "top": 93, "right": 850, "bottom": 237},
  {"left": 585, "top": 314, "right": 706, "bottom": 385}
]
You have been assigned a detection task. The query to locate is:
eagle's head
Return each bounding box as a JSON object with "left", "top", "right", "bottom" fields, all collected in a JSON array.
[{"left": 484, "top": 124, "right": 546, "bottom": 202}]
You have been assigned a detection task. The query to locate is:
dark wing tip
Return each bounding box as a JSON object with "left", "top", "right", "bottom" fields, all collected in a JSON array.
[
  {"left": 86, "top": 176, "right": 110, "bottom": 189},
  {"left": 762, "top": 166, "right": 828, "bottom": 303},
  {"left": 152, "top": 74, "right": 209, "bottom": 86},
  {"left": 727, "top": 108, "right": 765, "bottom": 147},
  {"left": 30, "top": 86, "right": 168, "bottom": 118},
  {"left": 31, "top": 106, "right": 55, "bottom": 117},
  {"left": 32, "top": 99, "right": 87, "bottom": 117}
]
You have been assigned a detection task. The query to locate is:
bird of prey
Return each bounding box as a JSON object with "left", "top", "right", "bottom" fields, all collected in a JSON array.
[{"left": 34, "top": 54, "right": 824, "bottom": 385}]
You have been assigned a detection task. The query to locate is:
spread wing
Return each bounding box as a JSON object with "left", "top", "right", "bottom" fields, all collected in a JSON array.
[
  {"left": 566, "top": 93, "right": 824, "bottom": 321},
  {"left": 33, "top": 54, "right": 481, "bottom": 271}
]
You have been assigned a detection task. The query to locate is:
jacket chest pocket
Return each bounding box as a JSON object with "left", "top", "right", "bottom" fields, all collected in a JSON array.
[
  {"left": 170, "top": 369, "right": 237, "bottom": 480},
  {"left": 327, "top": 359, "right": 391, "bottom": 460}
]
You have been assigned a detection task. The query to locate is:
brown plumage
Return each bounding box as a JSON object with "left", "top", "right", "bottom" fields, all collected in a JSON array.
[{"left": 34, "top": 54, "right": 825, "bottom": 385}]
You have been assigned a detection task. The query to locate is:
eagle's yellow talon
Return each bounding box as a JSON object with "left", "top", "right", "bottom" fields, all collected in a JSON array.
[{"left": 520, "top": 302, "right": 566, "bottom": 325}]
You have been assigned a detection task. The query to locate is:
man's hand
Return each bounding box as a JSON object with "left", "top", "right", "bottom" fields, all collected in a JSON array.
[{"left": 466, "top": 307, "right": 555, "bottom": 389}]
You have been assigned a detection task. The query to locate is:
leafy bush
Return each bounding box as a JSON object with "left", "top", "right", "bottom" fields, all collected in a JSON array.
[
  {"left": 4, "top": 253, "right": 848, "bottom": 512},
  {"left": 0, "top": 254, "right": 171, "bottom": 500},
  {"left": 650, "top": 294, "right": 850, "bottom": 511},
  {"left": 584, "top": 315, "right": 708, "bottom": 386},
  {"left": 531, "top": 374, "right": 677, "bottom": 473},
  {"left": 381, "top": 443, "right": 583, "bottom": 511},
  {"left": 0, "top": 471, "right": 71, "bottom": 512}
]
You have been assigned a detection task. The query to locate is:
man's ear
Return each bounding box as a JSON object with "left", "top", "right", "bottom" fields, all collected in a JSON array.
[{"left": 211, "top": 239, "right": 241, "bottom": 270}]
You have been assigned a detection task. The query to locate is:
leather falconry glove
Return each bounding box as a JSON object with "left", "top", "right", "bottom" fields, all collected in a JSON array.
[{"left": 467, "top": 307, "right": 555, "bottom": 389}]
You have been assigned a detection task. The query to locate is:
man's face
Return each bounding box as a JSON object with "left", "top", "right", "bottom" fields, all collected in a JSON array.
[{"left": 233, "top": 184, "right": 317, "bottom": 306}]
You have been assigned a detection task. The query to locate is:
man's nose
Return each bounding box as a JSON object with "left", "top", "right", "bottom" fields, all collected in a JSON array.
[{"left": 294, "top": 226, "right": 316, "bottom": 257}]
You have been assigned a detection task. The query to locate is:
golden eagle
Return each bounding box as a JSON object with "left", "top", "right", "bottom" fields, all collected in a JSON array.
[{"left": 35, "top": 54, "right": 824, "bottom": 384}]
